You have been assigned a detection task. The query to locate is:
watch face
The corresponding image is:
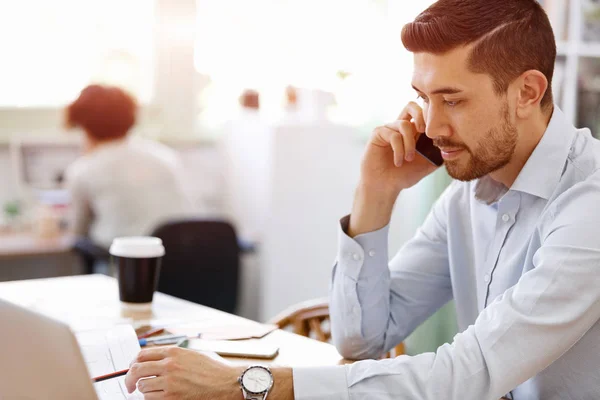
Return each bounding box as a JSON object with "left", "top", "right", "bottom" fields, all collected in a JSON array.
[{"left": 242, "top": 367, "right": 272, "bottom": 394}]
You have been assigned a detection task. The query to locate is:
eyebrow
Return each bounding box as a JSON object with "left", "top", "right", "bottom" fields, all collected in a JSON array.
[{"left": 412, "top": 84, "right": 463, "bottom": 95}]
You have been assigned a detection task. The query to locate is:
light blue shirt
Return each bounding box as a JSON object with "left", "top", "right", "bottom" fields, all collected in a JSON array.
[{"left": 292, "top": 107, "right": 600, "bottom": 400}]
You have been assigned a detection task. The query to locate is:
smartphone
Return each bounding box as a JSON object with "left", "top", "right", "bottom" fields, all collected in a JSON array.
[
  {"left": 415, "top": 134, "right": 444, "bottom": 166},
  {"left": 186, "top": 339, "right": 280, "bottom": 360}
]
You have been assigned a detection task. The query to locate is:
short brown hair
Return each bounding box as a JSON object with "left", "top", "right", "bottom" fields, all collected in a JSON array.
[
  {"left": 402, "top": 0, "right": 556, "bottom": 111},
  {"left": 239, "top": 89, "right": 260, "bottom": 109},
  {"left": 66, "top": 84, "right": 137, "bottom": 140}
]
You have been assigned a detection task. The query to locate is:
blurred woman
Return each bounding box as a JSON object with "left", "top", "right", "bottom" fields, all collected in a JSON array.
[{"left": 64, "top": 84, "right": 192, "bottom": 250}]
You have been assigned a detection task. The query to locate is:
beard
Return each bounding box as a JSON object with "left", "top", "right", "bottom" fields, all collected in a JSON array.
[{"left": 437, "top": 103, "right": 517, "bottom": 182}]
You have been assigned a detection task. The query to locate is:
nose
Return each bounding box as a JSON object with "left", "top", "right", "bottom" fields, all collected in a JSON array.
[{"left": 424, "top": 103, "right": 452, "bottom": 140}]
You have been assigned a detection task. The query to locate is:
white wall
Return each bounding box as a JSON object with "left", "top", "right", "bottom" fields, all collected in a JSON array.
[{"left": 259, "top": 123, "right": 362, "bottom": 319}]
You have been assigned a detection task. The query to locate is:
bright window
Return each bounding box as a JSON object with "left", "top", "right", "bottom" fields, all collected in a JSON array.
[
  {"left": 194, "top": 0, "right": 434, "bottom": 131},
  {"left": 0, "top": 0, "right": 154, "bottom": 107}
]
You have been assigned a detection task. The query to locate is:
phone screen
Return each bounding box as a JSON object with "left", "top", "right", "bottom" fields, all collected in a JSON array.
[{"left": 415, "top": 134, "right": 443, "bottom": 166}]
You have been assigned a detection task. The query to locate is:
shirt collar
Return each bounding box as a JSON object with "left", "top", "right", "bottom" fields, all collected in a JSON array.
[{"left": 475, "top": 106, "right": 575, "bottom": 204}]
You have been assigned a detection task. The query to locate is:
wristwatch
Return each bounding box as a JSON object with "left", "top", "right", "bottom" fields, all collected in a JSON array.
[{"left": 238, "top": 365, "right": 274, "bottom": 400}]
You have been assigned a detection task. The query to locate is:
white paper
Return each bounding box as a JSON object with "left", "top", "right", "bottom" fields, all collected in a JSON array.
[{"left": 77, "top": 325, "right": 144, "bottom": 400}]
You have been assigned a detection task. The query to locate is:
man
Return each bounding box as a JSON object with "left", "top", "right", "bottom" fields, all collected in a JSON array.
[{"left": 124, "top": 1, "right": 600, "bottom": 399}]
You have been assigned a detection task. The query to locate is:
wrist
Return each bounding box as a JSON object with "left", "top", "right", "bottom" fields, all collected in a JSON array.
[
  {"left": 230, "top": 366, "right": 246, "bottom": 400},
  {"left": 349, "top": 184, "right": 399, "bottom": 237},
  {"left": 269, "top": 368, "right": 294, "bottom": 400},
  {"left": 357, "top": 179, "right": 404, "bottom": 199}
]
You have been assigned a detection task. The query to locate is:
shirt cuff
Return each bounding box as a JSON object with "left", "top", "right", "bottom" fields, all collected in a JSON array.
[
  {"left": 292, "top": 366, "right": 349, "bottom": 400},
  {"left": 337, "top": 215, "right": 390, "bottom": 281}
]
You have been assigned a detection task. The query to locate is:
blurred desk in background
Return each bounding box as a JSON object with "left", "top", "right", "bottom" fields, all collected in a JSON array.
[
  {"left": 0, "top": 230, "right": 262, "bottom": 322},
  {"left": 0, "top": 231, "right": 74, "bottom": 258},
  {"left": 0, "top": 229, "right": 263, "bottom": 322},
  {"left": 0, "top": 231, "right": 83, "bottom": 281}
]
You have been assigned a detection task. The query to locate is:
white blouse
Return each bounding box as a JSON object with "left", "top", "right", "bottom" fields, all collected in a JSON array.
[{"left": 65, "top": 137, "right": 193, "bottom": 248}]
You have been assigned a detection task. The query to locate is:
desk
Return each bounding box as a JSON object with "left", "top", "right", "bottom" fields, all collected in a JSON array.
[
  {"left": 0, "top": 274, "right": 343, "bottom": 367},
  {"left": 0, "top": 232, "right": 82, "bottom": 281},
  {"left": 0, "top": 231, "right": 74, "bottom": 258}
]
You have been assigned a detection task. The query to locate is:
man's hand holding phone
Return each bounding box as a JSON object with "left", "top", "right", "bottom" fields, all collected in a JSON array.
[
  {"left": 361, "top": 101, "right": 440, "bottom": 193},
  {"left": 348, "top": 101, "right": 441, "bottom": 237}
]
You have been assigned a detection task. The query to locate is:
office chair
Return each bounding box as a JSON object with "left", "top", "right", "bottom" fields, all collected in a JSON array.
[
  {"left": 269, "top": 297, "right": 405, "bottom": 359},
  {"left": 151, "top": 219, "right": 240, "bottom": 314},
  {"left": 72, "top": 237, "right": 111, "bottom": 275}
]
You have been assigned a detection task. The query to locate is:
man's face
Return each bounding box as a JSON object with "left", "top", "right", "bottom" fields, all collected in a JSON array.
[{"left": 412, "top": 46, "right": 518, "bottom": 182}]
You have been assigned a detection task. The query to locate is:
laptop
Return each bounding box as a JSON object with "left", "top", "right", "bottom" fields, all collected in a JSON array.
[{"left": 0, "top": 298, "right": 99, "bottom": 400}]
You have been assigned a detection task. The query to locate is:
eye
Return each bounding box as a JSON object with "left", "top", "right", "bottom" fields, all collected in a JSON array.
[{"left": 445, "top": 100, "right": 460, "bottom": 107}]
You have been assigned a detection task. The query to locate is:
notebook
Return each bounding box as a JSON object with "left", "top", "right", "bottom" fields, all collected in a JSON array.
[{"left": 76, "top": 325, "right": 144, "bottom": 400}]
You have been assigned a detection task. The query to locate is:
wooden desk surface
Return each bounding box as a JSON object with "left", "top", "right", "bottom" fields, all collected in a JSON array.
[
  {"left": 0, "top": 274, "right": 343, "bottom": 367},
  {"left": 0, "top": 231, "right": 75, "bottom": 258}
]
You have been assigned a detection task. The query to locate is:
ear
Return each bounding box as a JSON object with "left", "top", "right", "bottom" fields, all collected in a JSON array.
[{"left": 515, "top": 70, "right": 548, "bottom": 119}]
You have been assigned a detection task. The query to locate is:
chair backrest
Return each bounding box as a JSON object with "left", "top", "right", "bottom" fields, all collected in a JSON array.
[
  {"left": 72, "top": 237, "right": 111, "bottom": 274},
  {"left": 151, "top": 219, "right": 240, "bottom": 314},
  {"left": 269, "top": 298, "right": 405, "bottom": 358},
  {"left": 268, "top": 297, "right": 331, "bottom": 341}
]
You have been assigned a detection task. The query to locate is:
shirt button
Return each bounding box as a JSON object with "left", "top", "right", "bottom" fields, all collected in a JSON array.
[
  {"left": 352, "top": 253, "right": 362, "bottom": 261},
  {"left": 484, "top": 274, "right": 490, "bottom": 283},
  {"left": 502, "top": 214, "right": 510, "bottom": 222},
  {"left": 368, "top": 250, "right": 376, "bottom": 257}
]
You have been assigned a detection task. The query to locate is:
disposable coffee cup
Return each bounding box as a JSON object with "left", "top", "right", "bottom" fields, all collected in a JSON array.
[{"left": 109, "top": 237, "right": 165, "bottom": 311}]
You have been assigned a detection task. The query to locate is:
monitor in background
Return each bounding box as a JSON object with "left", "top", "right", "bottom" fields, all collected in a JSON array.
[
  {"left": 10, "top": 136, "right": 82, "bottom": 195},
  {"left": 8, "top": 137, "right": 81, "bottom": 232}
]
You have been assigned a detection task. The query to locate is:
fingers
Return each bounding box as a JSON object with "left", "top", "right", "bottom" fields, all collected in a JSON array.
[
  {"left": 398, "top": 101, "right": 426, "bottom": 133},
  {"left": 137, "top": 376, "right": 166, "bottom": 394},
  {"left": 132, "top": 347, "right": 176, "bottom": 366},
  {"left": 384, "top": 120, "right": 417, "bottom": 162},
  {"left": 389, "top": 130, "right": 405, "bottom": 167},
  {"left": 142, "top": 393, "right": 166, "bottom": 400},
  {"left": 375, "top": 119, "right": 419, "bottom": 166},
  {"left": 370, "top": 101, "right": 426, "bottom": 166},
  {"left": 125, "top": 360, "right": 167, "bottom": 393}
]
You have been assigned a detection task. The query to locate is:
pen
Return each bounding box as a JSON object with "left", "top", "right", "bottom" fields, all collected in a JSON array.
[
  {"left": 93, "top": 368, "right": 129, "bottom": 383},
  {"left": 137, "top": 327, "right": 165, "bottom": 339},
  {"left": 139, "top": 334, "right": 188, "bottom": 347}
]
